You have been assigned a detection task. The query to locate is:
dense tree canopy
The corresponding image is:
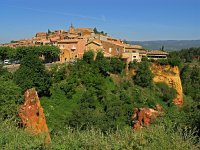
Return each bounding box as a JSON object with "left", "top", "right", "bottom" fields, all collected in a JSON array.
[
  {"left": 0, "top": 45, "right": 60, "bottom": 63},
  {"left": 0, "top": 46, "right": 200, "bottom": 148},
  {"left": 13, "top": 53, "right": 51, "bottom": 96},
  {"left": 0, "top": 78, "right": 22, "bottom": 120},
  {"left": 181, "top": 65, "right": 200, "bottom": 102},
  {"left": 170, "top": 47, "right": 200, "bottom": 63},
  {"left": 0, "top": 46, "right": 15, "bottom": 61},
  {"left": 40, "top": 51, "right": 181, "bottom": 132},
  {"left": 37, "top": 45, "right": 60, "bottom": 63},
  {"left": 15, "top": 45, "right": 60, "bottom": 62},
  {"left": 134, "top": 61, "right": 154, "bottom": 87},
  {"left": 95, "top": 51, "right": 110, "bottom": 76},
  {"left": 82, "top": 50, "right": 94, "bottom": 64},
  {"left": 109, "top": 57, "right": 125, "bottom": 74},
  {"left": 0, "top": 65, "right": 22, "bottom": 120}
]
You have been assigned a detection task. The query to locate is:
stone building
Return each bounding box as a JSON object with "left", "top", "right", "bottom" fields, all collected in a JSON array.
[
  {"left": 58, "top": 39, "right": 87, "bottom": 62},
  {"left": 147, "top": 50, "right": 169, "bottom": 59}
]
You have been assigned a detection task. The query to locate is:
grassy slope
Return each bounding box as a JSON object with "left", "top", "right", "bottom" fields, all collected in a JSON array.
[{"left": 1, "top": 119, "right": 199, "bottom": 150}]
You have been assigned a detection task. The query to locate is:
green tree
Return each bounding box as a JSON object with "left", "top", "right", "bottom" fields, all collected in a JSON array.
[
  {"left": 109, "top": 57, "right": 125, "bottom": 74},
  {"left": 123, "top": 40, "right": 129, "bottom": 44},
  {"left": 14, "top": 54, "right": 51, "bottom": 96},
  {"left": 38, "top": 45, "right": 60, "bottom": 63},
  {"left": 128, "top": 60, "right": 138, "bottom": 70},
  {"left": 168, "top": 57, "right": 182, "bottom": 68},
  {"left": 0, "top": 46, "right": 9, "bottom": 61},
  {"left": 0, "top": 46, "right": 15, "bottom": 61},
  {"left": 181, "top": 65, "right": 192, "bottom": 95},
  {"left": 15, "top": 46, "right": 59, "bottom": 62},
  {"left": 83, "top": 50, "right": 94, "bottom": 64},
  {"left": 15, "top": 46, "right": 39, "bottom": 60},
  {"left": 49, "top": 64, "right": 68, "bottom": 83},
  {"left": 93, "top": 27, "right": 98, "bottom": 34},
  {"left": 141, "top": 56, "right": 149, "bottom": 62},
  {"left": 0, "top": 65, "right": 12, "bottom": 78},
  {"left": 160, "top": 45, "right": 165, "bottom": 51},
  {"left": 134, "top": 61, "right": 153, "bottom": 87},
  {"left": 170, "top": 47, "right": 200, "bottom": 63},
  {"left": 156, "top": 82, "right": 177, "bottom": 105},
  {"left": 95, "top": 51, "right": 110, "bottom": 76},
  {"left": 181, "top": 65, "right": 200, "bottom": 102},
  {"left": 0, "top": 73, "right": 22, "bottom": 120},
  {"left": 48, "top": 29, "right": 52, "bottom": 34},
  {"left": 93, "top": 27, "right": 107, "bottom": 36},
  {"left": 190, "top": 65, "right": 200, "bottom": 101}
]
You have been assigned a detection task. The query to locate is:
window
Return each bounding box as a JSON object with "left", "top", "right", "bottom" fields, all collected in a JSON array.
[
  {"left": 59, "top": 45, "right": 64, "bottom": 48},
  {"left": 116, "top": 48, "right": 120, "bottom": 54},
  {"left": 109, "top": 48, "right": 112, "bottom": 53}
]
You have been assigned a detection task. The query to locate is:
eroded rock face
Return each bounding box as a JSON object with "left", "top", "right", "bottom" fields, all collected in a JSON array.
[
  {"left": 131, "top": 105, "right": 162, "bottom": 129},
  {"left": 19, "top": 88, "right": 51, "bottom": 143},
  {"left": 151, "top": 63, "right": 183, "bottom": 106}
]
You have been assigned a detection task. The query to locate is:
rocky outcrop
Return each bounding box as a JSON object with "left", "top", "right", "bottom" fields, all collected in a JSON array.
[
  {"left": 19, "top": 88, "right": 51, "bottom": 143},
  {"left": 151, "top": 63, "right": 183, "bottom": 106},
  {"left": 131, "top": 104, "right": 163, "bottom": 129}
]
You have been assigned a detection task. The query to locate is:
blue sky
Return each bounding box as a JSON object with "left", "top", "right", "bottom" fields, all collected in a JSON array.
[{"left": 0, "top": 0, "right": 200, "bottom": 43}]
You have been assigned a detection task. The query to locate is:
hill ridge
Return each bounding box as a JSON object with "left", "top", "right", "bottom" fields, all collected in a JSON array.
[{"left": 129, "top": 40, "right": 200, "bottom": 51}]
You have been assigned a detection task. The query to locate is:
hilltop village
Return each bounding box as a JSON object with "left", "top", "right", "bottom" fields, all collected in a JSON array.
[
  {"left": 1, "top": 24, "right": 200, "bottom": 149},
  {"left": 1, "top": 25, "right": 168, "bottom": 63}
]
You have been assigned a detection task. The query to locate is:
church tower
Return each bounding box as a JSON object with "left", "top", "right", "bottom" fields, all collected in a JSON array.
[{"left": 69, "top": 23, "right": 75, "bottom": 34}]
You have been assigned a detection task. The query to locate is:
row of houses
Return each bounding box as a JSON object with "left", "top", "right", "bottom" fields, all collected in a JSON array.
[{"left": 0, "top": 24, "right": 169, "bottom": 63}]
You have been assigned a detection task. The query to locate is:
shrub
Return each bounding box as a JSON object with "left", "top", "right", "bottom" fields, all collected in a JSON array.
[
  {"left": 109, "top": 57, "right": 125, "bottom": 74},
  {"left": 168, "top": 57, "right": 182, "bottom": 67},
  {"left": 0, "top": 65, "right": 12, "bottom": 79},
  {"left": 0, "top": 119, "right": 46, "bottom": 149},
  {"left": 83, "top": 50, "right": 94, "bottom": 64},
  {"left": 13, "top": 54, "right": 51, "bottom": 96},
  {"left": 156, "top": 82, "right": 177, "bottom": 105},
  {"left": 134, "top": 61, "right": 154, "bottom": 87},
  {"left": 95, "top": 51, "right": 110, "bottom": 76},
  {"left": 128, "top": 60, "right": 138, "bottom": 70},
  {"left": 0, "top": 78, "right": 22, "bottom": 120},
  {"left": 157, "top": 59, "right": 169, "bottom": 65},
  {"left": 0, "top": 46, "right": 16, "bottom": 61}
]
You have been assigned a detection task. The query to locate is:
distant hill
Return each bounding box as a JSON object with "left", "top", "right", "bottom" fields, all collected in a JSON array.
[{"left": 129, "top": 40, "right": 200, "bottom": 51}]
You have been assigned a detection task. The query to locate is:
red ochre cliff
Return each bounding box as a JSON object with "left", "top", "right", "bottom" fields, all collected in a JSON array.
[
  {"left": 19, "top": 88, "right": 51, "bottom": 143},
  {"left": 130, "top": 63, "right": 183, "bottom": 129},
  {"left": 131, "top": 104, "right": 163, "bottom": 129},
  {"left": 151, "top": 63, "right": 183, "bottom": 106}
]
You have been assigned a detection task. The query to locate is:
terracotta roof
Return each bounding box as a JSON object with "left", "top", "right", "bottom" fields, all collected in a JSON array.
[
  {"left": 50, "top": 37, "right": 60, "bottom": 42},
  {"left": 36, "top": 32, "right": 47, "bottom": 37},
  {"left": 147, "top": 50, "right": 169, "bottom": 55},
  {"left": 36, "top": 32, "right": 46, "bottom": 34},
  {"left": 86, "top": 40, "right": 102, "bottom": 46},
  {"left": 107, "top": 37, "right": 118, "bottom": 41},
  {"left": 114, "top": 41, "right": 125, "bottom": 46},
  {"left": 76, "top": 28, "right": 93, "bottom": 32},
  {"left": 58, "top": 39, "right": 79, "bottom": 43},
  {"left": 66, "top": 34, "right": 79, "bottom": 38},
  {"left": 125, "top": 44, "right": 143, "bottom": 49},
  {"left": 78, "top": 35, "right": 90, "bottom": 39}
]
